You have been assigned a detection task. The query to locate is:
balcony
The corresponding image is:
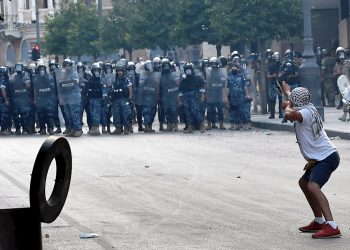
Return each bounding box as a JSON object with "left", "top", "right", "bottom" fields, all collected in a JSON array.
[{"left": 0, "top": 15, "right": 21, "bottom": 38}]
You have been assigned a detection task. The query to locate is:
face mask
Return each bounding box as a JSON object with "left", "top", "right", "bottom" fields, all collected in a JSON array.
[
  {"left": 232, "top": 68, "right": 238, "bottom": 74},
  {"left": 185, "top": 69, "right": 192, "bottom": 75},
  {"left": 65, "top": 66, "right": 72, "bottom": 71},
  {"left": 61, "top": 69, "right": 66, "bottom": 73},
  {"left": 107, "top": 68, "right": 112, "bottom": 74},
  {"left": 128, "top": 70, "right": 135, "bottom": 75},
  {"left": 95, "top": 72, "right": 100, "bottom": 77},
  {"left": 40, "top": 70, "right": 46, "bottom": 76}
]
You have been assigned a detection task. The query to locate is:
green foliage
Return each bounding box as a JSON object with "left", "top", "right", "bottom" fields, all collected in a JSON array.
[{"left": 44, "top": 0, "right": 303, "bottom": 57}]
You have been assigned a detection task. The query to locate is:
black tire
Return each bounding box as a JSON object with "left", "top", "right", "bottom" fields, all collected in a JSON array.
[{"left": 29, "top": 136, "right": 72, "bottom": 223}]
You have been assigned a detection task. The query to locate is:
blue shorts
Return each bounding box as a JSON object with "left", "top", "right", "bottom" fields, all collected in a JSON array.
[{"left": 301, "top": 152, "right": 340, "bottom": 188}]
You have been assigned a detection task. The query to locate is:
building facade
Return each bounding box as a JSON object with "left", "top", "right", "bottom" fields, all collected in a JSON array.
[{"left": 0, "top": 0, "right": 112, "bottom": 66}]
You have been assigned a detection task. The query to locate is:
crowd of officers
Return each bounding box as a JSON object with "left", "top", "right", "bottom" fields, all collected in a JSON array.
[
  {"left": 0, "top": 52, "right": 253, "bottom": 137},
  {"left": 266, "top": 45, "right": 350, "bottom": 122}
]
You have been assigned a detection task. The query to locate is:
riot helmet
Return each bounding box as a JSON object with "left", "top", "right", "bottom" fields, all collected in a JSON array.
[
  {"left": 230, "top": 51, "right": 240, "bottom": 60},
  {"left": 0, "top": 66, "right": 8, "bottom": 79},
  {"left": 115, "top": 63, "right": 125, "bottom": 78},
  {"left": 118, "top": 58, "right": 128, "bottom": 68},
  {"left": 153, "top": 57, "right": 162, "bottom": 71},
  {"left": 336, "top": 47, "right": 346, "bottom": 61},
  {"left": 161, "top": 58, "right": 171, "bottom": 73},
  {"left": 183, "top": 63, "right": 194, "bottom": 75},
  {"left": 232, "top": 56, "right": 241, "bottom": 66},
  {"left": 201, "top": 59, "right": 209, "bottom": 69},
  {"left": 209, "top": 57, "right": 219, "bottom": 68},
  {"left": 272, "top": 52, "right": 280, "bottom": 62},
  {"left": 284, "top": 49, "right": 293, "bottom": 61},
  {"left": 37, "top": 61, "right": 46, "bottom": 76},
  {"left": 14, "top": 62, "right": 24, "bottom": 74},
  {"left": 104, "top": 63, "right": 113, "bottom": 74},
  {"left": 144, "top": 60, "right": 154, "bottom": 72},
  {"left": 29, "top": 63, "right": 37, "bottom": 75},
  {"left": 91, "top": 63, "right": 102, "bottom": 77},
  {"left": 127, "top": 62, "right": 136, "bottom": 71},
  {"left": 49, "top": 59, "right": 58, "bottom": 72},
  {"left": 77, "top": 61, "right": 85, "bottom": 73},
  {"left": 265, "top": 49, "right": 273, "bottom": 61},
  {"left": 63, "top": 58, "right": 73, "bottom": 71}
]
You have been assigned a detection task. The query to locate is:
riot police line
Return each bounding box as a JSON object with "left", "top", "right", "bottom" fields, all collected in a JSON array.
[
  {"left": 0, "top": 53, "right": 258, "bottom": 137},
  {"left": 266, "top": 45, "right": 350, "bottom": 122}
]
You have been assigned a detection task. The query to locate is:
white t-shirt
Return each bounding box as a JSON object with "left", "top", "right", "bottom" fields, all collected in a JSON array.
[{"left": 294, "top": 105, "right": 336, "bottom": 161}]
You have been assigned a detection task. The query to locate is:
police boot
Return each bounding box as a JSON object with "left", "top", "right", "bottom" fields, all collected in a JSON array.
[
  {"left": 212, "top": 123, "right": 218, "bottom": 129},
  {"left": 93, "top": 126, "right": 101, "bottom": 136},
  {"left": 54, "top": 127, "right": 62, "bottom": 134},
  {"left": 63, "top": 128, "right": 71, "bottom": 135},
  {"left": 229, "top": 123, "right": 235, "bottom": 131},
  {"left": 183, "top": 125, "right": 193, "bottom": 133},
  {"left": 159, "top": 122, "right": 165, "bottom": 131},
  {"left": 72, "top": 130, "right": 83, "bottom": 137},
  {"left": 39, "top": 128, "right": 47, "bottom": 135},
  {"left": 65, "top": 129, "right": 75, "bottom": 137},
  {"left": 124, "top": 125, "right": 129, "bottom": 135},
  {"left": 48, "top": 128, "right": 54, "bottom": 135},
  {"left": 129, "top": 125, "right": 134, "bottom": 133},
  {"left": 244, "top": 123, "right": 252, "bottom": 130},
  {"left": 219, "top": 121, "right": 226, "bottom": 130},
  {"left": 112, "top": 126, "right": 122, "bottom": 135},
  {"left": 206, "top": 121, "right": 212, "bottom": 130},
  {"left": 173, "top": 123, "right": 178, "bottom": 132},
  {"left": 107, "top": 125, "right": 111, "bottom": 134},
  {"left": 101, "top": 126, "right": 107, "bottom": 134},
  {"left": 138, "top": 125, "right": 144, "bottom": 132},
  {"left": 165, "top": 123, "right": 173, "bottom": 132},
  {"left": 200, "top": 122, "right": 206, "bottom": 133},
  {"left": 269, "top": 101, "right": 275, "bottom": 119},
  {"left": 15, "top": 129, "right": 21, "bottom": 135},
  {"left": 338, "top": 112, "right": 348, "bottom": 122}
]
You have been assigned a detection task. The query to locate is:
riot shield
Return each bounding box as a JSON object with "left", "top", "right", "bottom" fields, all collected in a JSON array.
[
  {"left": 55, "top": 68, "right": 81, "bottom": 105},
  {"left": 11, "top": 74, "right": 31, "bottom": 110},
  {"left": 338, "top": 75, "right": 350, "bottom": 104},
  {"left": 33, "top": 75, "right": 54, "bottom": 109},
  {"left": 205, "top": 68, "right": 227, "bottom": 103},
  {"left": 140, "top": 70, "right": 161, "bottom": 107},
  {"left": 160, "top": 72, "right": 179, "bottom": 107}
]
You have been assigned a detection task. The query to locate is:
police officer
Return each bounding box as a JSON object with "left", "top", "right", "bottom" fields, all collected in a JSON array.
[
  {"left": 110, "top": 63, "right": 133, "bottom": 135},
  {"left": 77, "top": 61, "right": 91, "bottom": 129},
  {"left": 0, "top": 66, "right": 11, "bottom": 135},
  {"left": 153, "top": 57, "right": 166, "bottom": 131},
  {"left": 160, "top": 58, "right": 179, "bottom": 132},
  {"left": 279, "top": 49, "right": 299, "bottom": 90},
  {"left": 56, "top": 58, "right": 82, "bottom": 137},
  {"left": 127, "top": 62, "right": 143, "bottom": 131},
  {"left": 320, "top": 49, "right": 337, "bottom": 107},
  {"left": 178, "top": 63, "right": 206, "bottom": 133},
  {"left": 206, "top": 57, "right": 226, "bottom": 130},
  {"left": 87, "top": 63, "right": 106, "bottom": 135},
  {"left": 48, "top": 59, "right": 62, "bottom": 133},
  {"left": 333, "top": 46, "right": 350, "bottom": 119},
  {"left": 10, "top": 62, "right": 32, "bottom": 135},
  {"left": 101, "top": 62, "right": 114, "bottom": 134},
  {"left": 33, "top": 62, "right": 55, "bottom": 135},
  {"left": 267, "top": 52, "right": 283, "bottom": 119},
  {"left": 227, "top": 63, "right": 251, "bottom": 130}
]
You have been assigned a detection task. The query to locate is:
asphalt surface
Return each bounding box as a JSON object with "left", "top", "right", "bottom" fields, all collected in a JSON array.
[{"left": 1, "top": 127, "right": 350, "bottom": 250}]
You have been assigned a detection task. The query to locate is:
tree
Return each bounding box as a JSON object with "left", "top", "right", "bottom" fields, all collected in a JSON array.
[
  {"left": 207, "top": 0, "right": 303, "bottom": 56},
  {"left": 44, "top": 1, "right": 99, "bottom": 59},
  {"left": 66, "top": 2, "right": 99, "bottom": 59}
]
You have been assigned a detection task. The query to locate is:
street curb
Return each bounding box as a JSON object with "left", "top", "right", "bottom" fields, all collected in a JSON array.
[{"left": 251, "top": 121, "right": 350, "bottom": 140}]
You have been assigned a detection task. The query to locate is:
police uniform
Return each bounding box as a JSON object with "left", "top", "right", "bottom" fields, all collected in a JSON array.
[
  {"left": 110, "top": 76, "right": 132, "bottom": 133},
  {"left": 321, "top": 56, "right": 336, "bottom": 106},
  {"left": 87, "top": 74, "right": 106, "bottom": 133}
]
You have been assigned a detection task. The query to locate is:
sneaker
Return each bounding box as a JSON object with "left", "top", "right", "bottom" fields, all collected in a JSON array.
[
  {"left": 312, "top": 223, "right": 341, "bottom": 239},
  {"left": 299, "top": 221, "right": 325, "bottom": 233}
]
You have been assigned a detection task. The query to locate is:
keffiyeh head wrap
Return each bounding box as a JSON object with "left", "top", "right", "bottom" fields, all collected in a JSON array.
[{"left": 290, "top": 87, "right": 311, "bottom": 109}]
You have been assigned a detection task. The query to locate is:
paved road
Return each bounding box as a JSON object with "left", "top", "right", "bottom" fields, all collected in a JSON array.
[{"left": 1, "top": 129, "right": 349, "bottom": 249}]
